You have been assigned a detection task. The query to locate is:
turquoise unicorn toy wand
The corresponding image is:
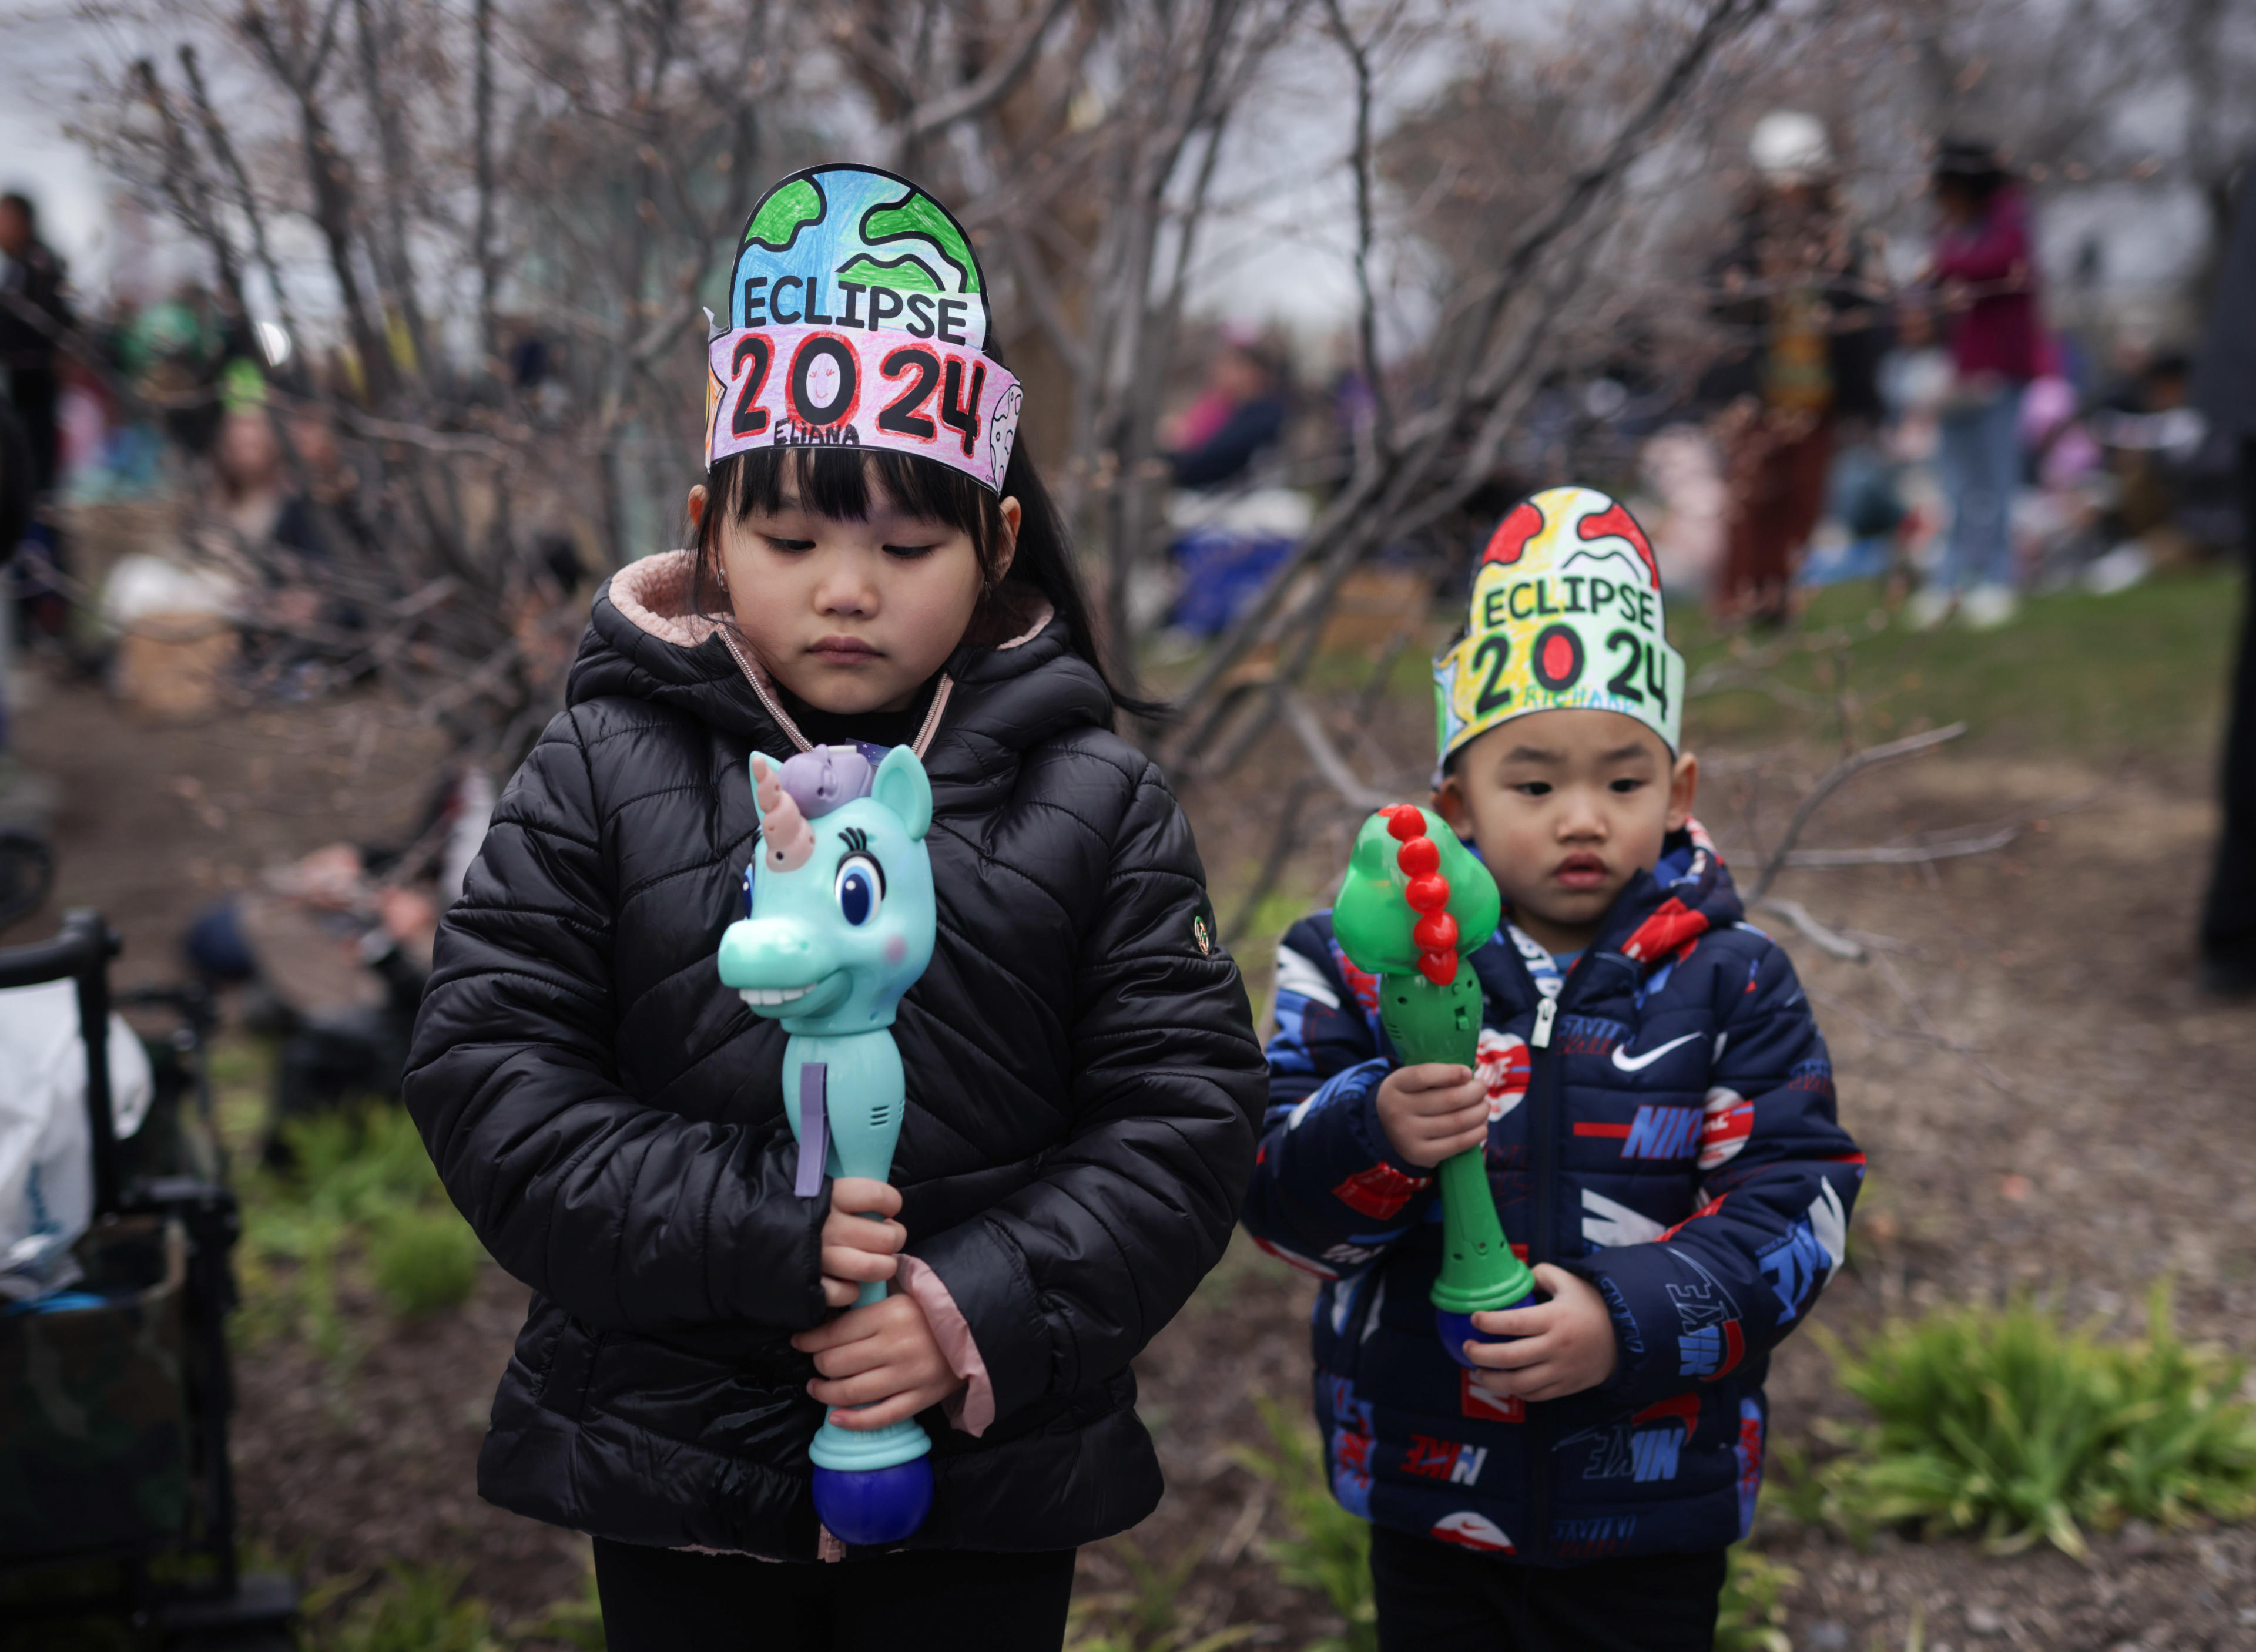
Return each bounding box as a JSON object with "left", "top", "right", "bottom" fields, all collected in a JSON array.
[{"left": 718, "top": 742, "right": 938, "bottom": 1547}]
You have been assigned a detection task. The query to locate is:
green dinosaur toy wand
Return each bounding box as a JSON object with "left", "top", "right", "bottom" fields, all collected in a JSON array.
[{"left": 1332, "top": 805, "right": 1538, "bottom": 1362}]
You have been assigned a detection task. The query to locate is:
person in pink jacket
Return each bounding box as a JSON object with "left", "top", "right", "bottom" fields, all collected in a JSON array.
[{"left": 1910, "top": 138, "right": 2043, "bottom": 631}]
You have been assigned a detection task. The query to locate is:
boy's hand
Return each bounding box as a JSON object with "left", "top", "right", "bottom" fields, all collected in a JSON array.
[
  {"left": 820, "top": 1177, "right": 905, "bottom": 1308},
  {"left": 1375, "top": 1063, "right": 1490, "bottom": 1168},
  {"left": 1462, "top": 1265, "right": 1621, "bottom": 1402},
  {"left": 791, "top": 1292, "right": 964, "bottom": 1429}
]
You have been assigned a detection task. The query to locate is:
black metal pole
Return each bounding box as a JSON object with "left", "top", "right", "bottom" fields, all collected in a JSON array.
[{"left": 65, "top": 909, "right": 125, "bottom": 1218}]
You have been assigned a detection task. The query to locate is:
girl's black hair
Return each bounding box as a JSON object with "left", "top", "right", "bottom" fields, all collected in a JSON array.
[{"left": 692, "top": 437, "right": 1162, "bottom": 721}]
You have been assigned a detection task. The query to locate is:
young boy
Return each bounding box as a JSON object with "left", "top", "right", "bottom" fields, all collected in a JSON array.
[{"left": 1244, "top": 486, "right": 1862, "bottom": 1652}]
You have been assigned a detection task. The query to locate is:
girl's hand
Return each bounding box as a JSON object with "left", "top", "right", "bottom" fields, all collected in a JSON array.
[
  {"left": 791, "top": 1292, "right": 964, "bottom": 1429},
  {"left": 1461, "top": 1265, "right": 1621, "bottom": 1402},
  {"left": 821, "top": 1177, "right": 906, "bottom": 1309},
  {"left": 1375, "top": 1063, "right": 1489, "bottom": 1168}
]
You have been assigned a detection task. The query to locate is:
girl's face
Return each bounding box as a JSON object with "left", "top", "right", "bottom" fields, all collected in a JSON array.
[{"left": 692, "top": 475, "right": 1018, "bottom": 716}]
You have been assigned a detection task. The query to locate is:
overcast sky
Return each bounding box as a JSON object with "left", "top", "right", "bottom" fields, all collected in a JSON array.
[
  {"left": 0, "top": 4, "right": 137, "bottom": 286},
  {"left": 0, "top": 0, "right": 1448, "bottom": 334},
  {"left": 0, "top": 0, "right": 2211, "bottom": 349}
]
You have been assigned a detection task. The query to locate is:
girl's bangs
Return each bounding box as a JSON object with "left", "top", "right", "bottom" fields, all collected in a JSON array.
[{"left": 717, "top": 448, "right": 995, "bottom": 548}]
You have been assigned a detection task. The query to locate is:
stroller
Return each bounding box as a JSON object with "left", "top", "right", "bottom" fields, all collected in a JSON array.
[{"left": 0, "top": 911, "right": 296, "bottom": 1647}]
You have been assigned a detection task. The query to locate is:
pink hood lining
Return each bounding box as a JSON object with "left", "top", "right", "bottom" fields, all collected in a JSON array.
[{"left": 606, "top": 550, "right": 1052, "bottom": 758}]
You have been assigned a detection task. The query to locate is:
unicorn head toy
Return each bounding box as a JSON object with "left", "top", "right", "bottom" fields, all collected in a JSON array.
[
  {"left": 723, "top": 743, "right": 936, "bottom": 1035},
  {"left": 718, "top": 742, "right": 938, "bottom": 1546}
]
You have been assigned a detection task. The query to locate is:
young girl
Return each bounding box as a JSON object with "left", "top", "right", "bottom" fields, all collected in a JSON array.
[{"left": 405, "top": 165, "right": 1265, "bottom": 1652}]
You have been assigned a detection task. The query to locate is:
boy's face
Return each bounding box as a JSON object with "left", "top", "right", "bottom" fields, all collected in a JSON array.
[{"left": 1434, "top": 709, "right": 1698, "bottom": 955}]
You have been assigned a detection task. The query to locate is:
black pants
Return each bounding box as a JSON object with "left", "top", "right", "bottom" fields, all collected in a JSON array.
[
  {"left": 1369, "top": 1525, "right": 1726, "bottom": 1652},
  {"left": 2200, "top": 435, "right": 2256, "bottom": 988},
  {"left": 591, "top": 1538, "right": 1077, "bottom": 1652}
]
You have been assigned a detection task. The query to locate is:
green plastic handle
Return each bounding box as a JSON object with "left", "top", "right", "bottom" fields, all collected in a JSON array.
[{"left": 1336, "top": 808, "right": 1534, "bottom": 1315}]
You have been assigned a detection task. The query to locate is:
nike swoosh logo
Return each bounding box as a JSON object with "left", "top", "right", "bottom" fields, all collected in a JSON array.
[{"left": 1610, "top": 1032, "right": 1702, "bottom": 1073}]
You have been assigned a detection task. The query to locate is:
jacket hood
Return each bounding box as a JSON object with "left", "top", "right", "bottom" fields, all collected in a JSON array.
[
  {"left": 1486, "top": 820, "right": 1747, "bottom": 976},
  {"left": 1586, "top": 818, "right": 1747, "bottom": 969},
  {"left": 567, "top": 550, "right": 1112, "bottom": 767}
]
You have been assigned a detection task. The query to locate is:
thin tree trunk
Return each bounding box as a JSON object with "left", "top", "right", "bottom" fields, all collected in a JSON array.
[
  {"left": 474, "top": 0, "right": 499, "bottom": 365},
  {"left": 179, "top": 45, "right": 306, "bottom": 371},
  {"left": 353, "top": 0, "right": 432, "bottom": 387}
]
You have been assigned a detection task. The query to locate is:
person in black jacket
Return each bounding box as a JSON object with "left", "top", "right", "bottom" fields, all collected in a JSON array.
[
  {"left": 404, "top": 166, "right": 1263, "bottom": 1652},
  {"left": 1, "top": 193, "right": 75, "bottom": 640},
  {"left": 2193, "top": 170, "right": 2256, "bottom": 998},
  {"left": 0, "top": 193, "right": 71, "bottom": 503}
]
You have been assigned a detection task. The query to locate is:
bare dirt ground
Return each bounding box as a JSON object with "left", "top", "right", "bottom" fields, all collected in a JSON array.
[{"left": 15, "top": 656, "right": 2256, "bottom": 1647}]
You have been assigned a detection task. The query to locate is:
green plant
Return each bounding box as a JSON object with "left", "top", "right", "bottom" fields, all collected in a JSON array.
[
  {"left": 1758, "top": 1437, "right": 1828, "bottom": 1530},
  {"left": 234, "top": 1103, "right": 486, "bottom": 1356},
  {"left": 1873, "top": 1605, "right": 1926, "bottom": 1652},
  {"left": 1186, "top": 1230, "right": 1268, "bottom": 1317},
  {"left": 509, "top": 1561, "right": 606, "bottom": 1650},
  {"left": 1065, "top": 1535, "right": 1253, "bottom": 1652},
  {"left": 236, "top": 1198, "right": 351, "bottom": 1359},
  {"left": 370, "top": 1207, "right": 485, "bottom": 1317},
  {"left": 1229, "top": 1394, "right": 1375, "bottom": 1652},
  {"left": 1715, "top": 1547, "right": 1796, "bottom": 1652},
  {"left": 1819, "top": 1284, "right": 2256, "bottom": 1556},
  {"left": 277, "top": 1106, "right": 454, "bottom": 1226},
  {"left": 313, "top": 1563, "right": 499, "bottom": 1652}
]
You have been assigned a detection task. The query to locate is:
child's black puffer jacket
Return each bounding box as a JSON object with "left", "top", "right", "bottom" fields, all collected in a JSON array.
[{"left": 404, "top": 552, "right": 1264, "bottom": 1559}]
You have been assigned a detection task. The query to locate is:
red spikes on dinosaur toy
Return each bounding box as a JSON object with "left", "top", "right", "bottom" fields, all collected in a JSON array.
[
  {"left": 1414, "top": 912, "right": 1459, "bottom": 952},
  {"left": 1380, "top": 807, "right": 1461, "bottom": 986}
]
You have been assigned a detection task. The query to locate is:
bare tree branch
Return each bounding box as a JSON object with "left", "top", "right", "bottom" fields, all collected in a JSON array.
[
  {"left": 1749, "top": 721, "right": 1967, "bottom": 902},
  {"left": 1280, "top": 693, "right": 1395, "bottom": 812},
  {"left": 178, "top": 43, "right": 304, "bottom": 360},
  {"left": 1781, "top": 825, "right": 2021, "bottom": 870},
  {"left": 1754, "top": 896, "right": 1869, "bottom": 961},
  {"left": 1165, "top": 0, "right": 1778, "bottom": 754},
  {"left": 473, "top": 0, "right": 499, "bottom": 362},
  {"left": 351, "top": 0, "right": 432, "bottom": 383},
  {"left": 1321, "top": 0, "right": 1394, "bottom": 454},
  {"left": 890, "top": 0, "right": 1075, "bottom": 150},
  {"left": 242, "top": 1, "right": 395, "bottom": 404}
]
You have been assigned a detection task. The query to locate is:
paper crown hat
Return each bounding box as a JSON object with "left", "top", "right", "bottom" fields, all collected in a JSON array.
[
  {"left": 1433, "top": 485, "right": 1685, "bottom": 762},
  {"left": 703, "top": 164, "right": 1023, "bottom": 493}
]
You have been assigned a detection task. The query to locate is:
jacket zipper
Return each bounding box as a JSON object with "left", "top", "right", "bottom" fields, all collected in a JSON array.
[
  {"left": 1523, "top": 984, "right": 1564, "bottom": 1565},
  {"left": 721, "top": 629, "right": 814, "bottom": 753}
]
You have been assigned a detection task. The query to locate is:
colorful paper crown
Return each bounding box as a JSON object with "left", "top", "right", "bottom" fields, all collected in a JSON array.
[
  {"left": 703, "top": 164, "right": 1024, "bottom": 494},
  {"left": 1433, "top": 485, "right": 1685, "bottom": 761}
]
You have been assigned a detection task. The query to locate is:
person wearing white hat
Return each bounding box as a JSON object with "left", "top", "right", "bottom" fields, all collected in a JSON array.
[{"left": 1705, "top": 113, "right": 1886, "bottom": 626}]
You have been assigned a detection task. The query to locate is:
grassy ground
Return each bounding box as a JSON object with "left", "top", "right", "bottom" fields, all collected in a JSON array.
[
  {"left": 1674, "top": 569, "right": 2242, "bottom": 761},
  {"left": 1270, "top": 563, "right": 2245, "bottom": 767}
]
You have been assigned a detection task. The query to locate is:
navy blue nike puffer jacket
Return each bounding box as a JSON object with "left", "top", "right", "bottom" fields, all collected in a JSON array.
[{"left": 1242, "top": 826, "right": 1862, "bottom": 1565}]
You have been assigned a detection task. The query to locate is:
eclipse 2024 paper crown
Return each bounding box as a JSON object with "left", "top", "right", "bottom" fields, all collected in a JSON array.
[
  {"left": 1433, "top": 486, "right": 1686, "bottom": 761},
  {"left": 704, "top": 164, "right": 1023, "bottom": 494}
]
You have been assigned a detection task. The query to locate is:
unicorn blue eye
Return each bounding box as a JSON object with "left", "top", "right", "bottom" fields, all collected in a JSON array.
[
  {"left": 834, "top": 854, "right": 883, "bottom": 926},
  {"left": 742, "top": 867, "right": 755, "bottom": 920}
]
